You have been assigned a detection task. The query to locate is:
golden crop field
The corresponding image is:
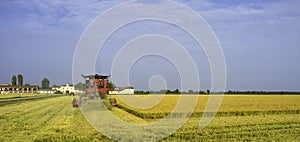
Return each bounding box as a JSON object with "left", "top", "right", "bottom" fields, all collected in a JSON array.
[
  {"left": 113, "top": 95, "right": 300, "bottom": 113},
  {"left": 0, "top": 94, "right": 48, "bottom": 99},
  {"left": 0, "top": 96, "right": 109, "bottom": 141},
  {"left": 0, "top": 95, "right": 299, "bottom": 141}
]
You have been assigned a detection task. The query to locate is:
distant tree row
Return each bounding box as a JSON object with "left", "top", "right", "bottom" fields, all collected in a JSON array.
[
  {"left": 10, "top": 74, "right": 52, "bottom": 89},
  {"left": 224, "top": 90, "right": 300, "bottom": 95},
  {"left": 134, "top": 89, "right": 300, "bottom": 95},
  {"left": 135, "top": 89, "right": 182, "bottom": 94},
  {"left": 135, "top": 89, "right": 209, "bottom": 94}
]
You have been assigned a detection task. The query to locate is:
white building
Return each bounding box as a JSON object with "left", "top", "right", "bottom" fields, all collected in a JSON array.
[
  {"left": 0, "top": 84, "right": 39, "bottom": 94},
  {"left": 109, "top": 86, "right": 134, "bottom": 95},
  {"left": 52, "top": 84, "right": 75, "bottom": 94},
  {"left": 38, "top": 89, "right": 54, "bottom": 94}
]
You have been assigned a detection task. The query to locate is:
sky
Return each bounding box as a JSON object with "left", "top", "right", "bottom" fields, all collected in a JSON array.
[{"left": 0, "top": 0, "right": 299, "bottom": 91}]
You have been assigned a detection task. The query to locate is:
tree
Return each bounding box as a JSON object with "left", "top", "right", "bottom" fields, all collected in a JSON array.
[
  {"left": 207, "top": 90, "right": 210, "bottom": 94},
  {"left": 188, "top": 90, "right": 194, "bottom": 94},
  {"left": 41, "top": 78, "right": 50, "bottom": 89},
  {"left": 198, "top": 91, "right": 206, "bottom": 94},
  {"left": 12, "top": 75, "right": 17, "bottom": 85},
  {"left": 108, "top": 82, "right": 116, "bottom": 91},
  {"left": 17, "top": 74, "right": 23, "bottom": 86},
  {"left": 166, "top": 90, "right": 172, "bottom": 94},
  {"left": 160, "top": 89, "right": 167, "bottom": 94},
  {"left": 75, "top": 82, "right": 85, "bottom": 91},
  {"left": 174, "top": 89, "right": 180, "bottom": 94}
]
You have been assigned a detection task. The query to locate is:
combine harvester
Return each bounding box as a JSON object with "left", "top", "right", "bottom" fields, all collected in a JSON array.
[{"left": 72, "top": 74, "right": 117, "bottom": 107}]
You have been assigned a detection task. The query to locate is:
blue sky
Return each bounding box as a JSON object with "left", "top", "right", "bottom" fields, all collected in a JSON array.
[{"left": 0, "top": 0, "right": 299, "bottom": 91}]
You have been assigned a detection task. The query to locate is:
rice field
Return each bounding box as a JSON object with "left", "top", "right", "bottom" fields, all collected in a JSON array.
[
  {"left": 114, "top": 95, "right": 300, "bottom": 118},
  {"left": 163, "top": 114, "right": 300, "bottom": 141},
  {"left": 0, "top": 95, "right": 299, "bottom": 141},
  {"left": 0, "top": 94, "right": 48, "bottom": 99},
  {"left": 0, "top": 96, "right": 110, "bottom": 141}
]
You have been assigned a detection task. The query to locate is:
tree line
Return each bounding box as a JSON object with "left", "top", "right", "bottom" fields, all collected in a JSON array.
[
  {"left": 10, "top": 74, "right": 50, "bottom": 89},
  {"left": 11, "top": 74, "right": 23, "bottom": 86},
  {"left": 134, "top": 89, "right": 300, "bottom": 95},
  {"left": 7, "top": 75, "right": 300, "bottom": 95}
]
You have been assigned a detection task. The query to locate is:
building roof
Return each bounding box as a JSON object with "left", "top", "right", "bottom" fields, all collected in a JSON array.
[
  {"left": 113, "top": 86, "right": 134, "bottom": 91},
  {"left": 39, "top": 88, "right": 53, "bottom": 91},
  {"left": 0, "top": 85, "right": 39, "bottom": 88},
  {"left": 52, "top": 84, "right": 74, "bottom": 88},
  {"left": 82, "top": 74, "right": 110, "bottom": 80},
  {"left": 61, "top": 84, "right": 74, "bottom": 87}
]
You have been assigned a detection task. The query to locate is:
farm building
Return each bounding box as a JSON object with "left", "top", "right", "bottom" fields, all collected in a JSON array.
[
  {"left": 38, "top": 88, "right": 54, "bottom": 94},
  {"left": 0, "top": 84, "right": 39, "bottom": 94},
  {"left": 52, "top": 84, "right": 75, "bottom": 94},
  {"left": 109, "top": 86, "right": 134, "bottom": 95}
]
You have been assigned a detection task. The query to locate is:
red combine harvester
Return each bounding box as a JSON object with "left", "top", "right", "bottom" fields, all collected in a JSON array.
[
  {"left": 72, "top": 74, "right": 117, "bottom": 108},
  {"left": 81, "top": 74, "right": 110, "bottom": 99}
]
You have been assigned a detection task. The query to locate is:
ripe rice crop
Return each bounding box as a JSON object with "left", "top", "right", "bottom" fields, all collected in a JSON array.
[
  {"left": 0, "top": 94, "right": 48, "bottom": 99},
  {"left": 0, "top": 95, "right": 299, "bottom": 141},
  {"left": 113, "top": 95, "right": 300, "bottom": 119}
]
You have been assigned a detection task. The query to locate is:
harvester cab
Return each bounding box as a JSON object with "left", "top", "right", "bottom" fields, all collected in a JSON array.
[
  {"left": 81, "top": 74, "right": 110, "bottom": 99},
  {"left": 75, "top": 74, "right": 117, "bottom": 107}
]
